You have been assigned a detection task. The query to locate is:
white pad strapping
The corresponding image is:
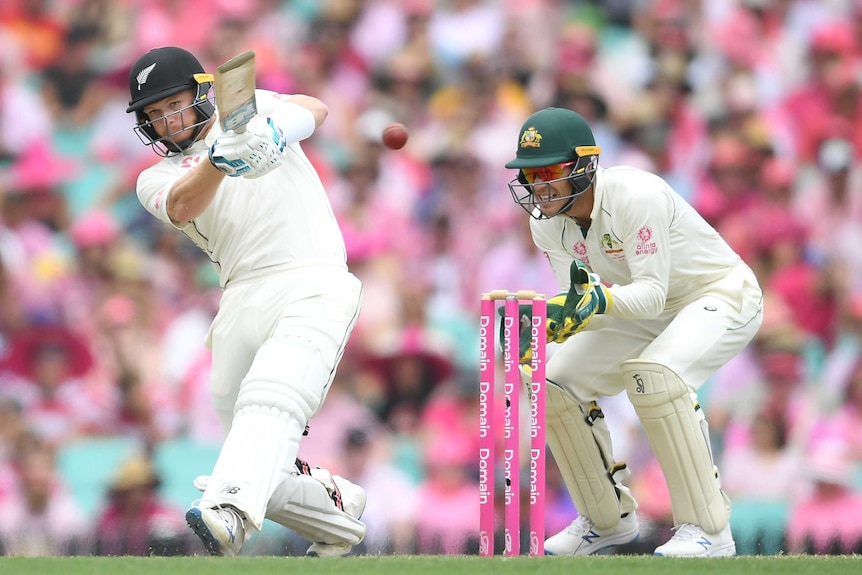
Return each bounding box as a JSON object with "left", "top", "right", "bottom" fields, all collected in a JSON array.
[
  {"left": 621, "top": 359, "right": 729, "bottom": 532},
  {"left": 202, "top": 405, "right": 302, "bottom": 530},
  {"left": 545, "top": 385, "right": 637, "bottom": 529}
]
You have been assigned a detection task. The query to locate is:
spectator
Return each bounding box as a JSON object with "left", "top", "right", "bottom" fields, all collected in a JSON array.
[
  {"left": 0, "top": 323, "right": 106, "bottom": 446},
  {"left": 720, "top": 405, "right": 800, "bottom": 502},
  {"left": 335, "top": 426, "right": 418, "bottom": 554},
  {"left": 0, "top": 433, "right": 88, "bottom": 556},
  {"left": 92, "top": 454, "right": 188, "bottom": 556},
  {"left": 39, "top": 26, "right": 106, "bottom": 128},
  {"left": 413, "top": 434, "right": 477, "bottom": 554},
  {"left": 0, "top": 41, "right": 54, "bottom": 159},
  {"left": 786, "top": 441, "right": 862, "bottom": 554}
]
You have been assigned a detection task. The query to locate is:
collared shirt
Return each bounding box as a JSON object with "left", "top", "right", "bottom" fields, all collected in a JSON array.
[
  {"left": 136, "top": 90, "right": 348, "bottom": 287},
  {"left": 531, "top": 165, "right": 744, "bottom": 319}
]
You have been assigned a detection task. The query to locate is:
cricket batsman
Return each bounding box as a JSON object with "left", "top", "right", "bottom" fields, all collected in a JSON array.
[{"left": 126, "top": 46, "right": 366, "bottom": 557}]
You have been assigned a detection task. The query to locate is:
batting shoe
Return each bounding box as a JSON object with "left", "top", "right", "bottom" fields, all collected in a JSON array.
[
  {"left": 654, "top": 523, "right": 736, "bottom": 557},
  {"left": 306, "top": 474, "right": 367, "bottom": 557},
  {"left": 185, "top": 504, "right": 248, "bottom": 557},
  {"left": 544, "top": 511, "right": 639, "bottom": 556}
]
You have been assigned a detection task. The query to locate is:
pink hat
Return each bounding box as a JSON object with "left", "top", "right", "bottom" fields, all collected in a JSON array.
[
  {"left": 760, "top": 157, "right": 795, "bottom": 188},
  {"left": 425, "top": 433, "right": 473, "bottom": 467},
  {"left": 847, "top": 292, "right": 862, "bottom": 320},
  {"left": 6, "top": 142, "right": 80, "bottom": 192},
  {"left": 811, "top": 22, "right": 857, "bottom": 55},
  {"left": 755, "top": 212, "right": 806, "bottom": 250},
  {"left": 807, "top": 441, "right": 854, "bottom": 486},
  {"left": 365, "top": 325, "right": 455, "bottom": 384},
  {"left": 710, "top": 138, "right": 749, "bottom": 169},
  {"left": 69, "top": 210, "right": 120, "bottom": 248}
]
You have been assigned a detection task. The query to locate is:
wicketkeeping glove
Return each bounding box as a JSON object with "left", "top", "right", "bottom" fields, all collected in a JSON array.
[
  {"left": 548, "top": 259, "right": 613, "bottom": 342},
  {"left": 209, "top": 116, "right": 287, "bottom": 178},
  {"left": 545, "top": 291, "right": 569, "bottom": 337}
]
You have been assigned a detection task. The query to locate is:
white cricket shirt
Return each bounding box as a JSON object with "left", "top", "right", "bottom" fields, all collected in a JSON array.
[
  {"left": 136, "top": 90, "right": 348, "bottom": 287},
  {"left": 531, "top": 165, "right": 744, "bottom": 320}
]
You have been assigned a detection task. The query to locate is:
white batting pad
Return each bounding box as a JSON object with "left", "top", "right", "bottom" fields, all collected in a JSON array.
[
  {"left": 545, "top": 384, "right": 637, "bottom": 529},
  {"left": 192, "top": 469, "right": 365, "bottom": 545},
  {"left": 266, "top": 471, "right": 366, "bottom": 545},
  {"left": 202, "top": 405, "right": 302, "bottom": 529},
  {"left": 622, "top": 359, "right": 729, "bottom": 533}
]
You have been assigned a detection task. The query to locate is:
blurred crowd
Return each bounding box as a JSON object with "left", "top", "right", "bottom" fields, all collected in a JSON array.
[{"left": 0, "top": 0, "right": 862, "bottom": 557}]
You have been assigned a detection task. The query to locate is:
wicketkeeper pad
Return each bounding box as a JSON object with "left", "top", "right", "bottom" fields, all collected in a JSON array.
[
  {"left": 545, "top": 384, "right": 637, "bottom": 529},
  {"left": 621, "top": 359, "right": 729, "bottom": 533}
]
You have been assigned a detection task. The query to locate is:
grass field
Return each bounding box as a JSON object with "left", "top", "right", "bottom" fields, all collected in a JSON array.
[{"left": 0, "top": 555, "right": 858, "bottom": 575}]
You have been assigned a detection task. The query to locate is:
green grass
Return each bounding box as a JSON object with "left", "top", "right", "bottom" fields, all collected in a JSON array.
[{"left": 0, "top": 555, "right": 858, "bottom": 575}]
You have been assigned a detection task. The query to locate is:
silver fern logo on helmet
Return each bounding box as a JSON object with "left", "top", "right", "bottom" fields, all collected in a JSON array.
[{"left": 136, "top": 63, "right": 156, "bottom": 90}]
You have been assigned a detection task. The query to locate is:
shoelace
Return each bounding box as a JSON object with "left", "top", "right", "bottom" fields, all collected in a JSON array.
[
  {"left": 669, "top": 523, "right": 702, "bottom": 541},
  {"left": 213, "top": 506, "right": 246, "bottom": 542},
  {"left": 565, "top": 515, "right": 594, "bottom": 536}
]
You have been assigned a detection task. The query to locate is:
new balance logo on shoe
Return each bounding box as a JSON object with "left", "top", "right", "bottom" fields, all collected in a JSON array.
[
  {"left": 220, "top": 485, "right": 241, "bottom": 494},
  {"left": 653, "top": 523, "right": 735, "bottom": 557},
  {"left": 544, "top": 513, "right": 639, "bottom": 556}
]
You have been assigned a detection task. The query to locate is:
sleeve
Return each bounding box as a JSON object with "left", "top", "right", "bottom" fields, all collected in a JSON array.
[
  {"left": 135, "top": 161, "right": 191, "bottom": 231},
  {"left": 606, "top": 180, "right": 673, "bottom": 319},
  {"left": 255, "top": 90, "right": 316, "bottom": 143}
]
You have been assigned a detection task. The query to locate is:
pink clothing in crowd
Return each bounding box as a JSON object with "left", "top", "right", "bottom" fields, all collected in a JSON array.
[{"left": 787, "top": 488, "right": 862, "bottom": 553}]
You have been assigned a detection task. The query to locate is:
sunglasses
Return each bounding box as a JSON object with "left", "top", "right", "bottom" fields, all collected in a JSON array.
[
  {"left": 521, "top": 162, "right": 576, "bottom": 185},
  {"left": 520, "top": 146, "right": 601, "bottom": 185}
]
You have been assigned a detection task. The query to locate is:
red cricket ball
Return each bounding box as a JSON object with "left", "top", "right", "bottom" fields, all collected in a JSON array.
[{"left": 381, "top": 122, "right": 409, "bottom": 150}]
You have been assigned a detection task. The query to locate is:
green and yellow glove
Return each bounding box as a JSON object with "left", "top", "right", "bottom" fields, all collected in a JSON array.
[
  {"left": 549, "top": 259, "right": 614, "bottom": 342},
  {"left": 545, "top": 292, "right": 569, "bottom": 338}
]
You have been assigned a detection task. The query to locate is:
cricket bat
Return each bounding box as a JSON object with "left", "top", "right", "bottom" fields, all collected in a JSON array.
[{"left": 214, "top": 50, "right": 257, "bottom": 134}]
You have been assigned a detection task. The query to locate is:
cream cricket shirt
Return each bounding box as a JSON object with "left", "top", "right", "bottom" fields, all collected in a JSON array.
[
  {"left": 531, "top": 165, "right": 744, "bottom": 320},
  {"left": 136, "top": 90, "right": 348, "bottom": 288}
]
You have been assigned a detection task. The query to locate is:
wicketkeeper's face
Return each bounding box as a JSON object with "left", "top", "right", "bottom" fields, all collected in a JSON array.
[
  {"left": 142, "top": 89, "right": 199, "bottom": 142},
  {"left": 527, "top": 164, "right": 578, "bottom": 217}
]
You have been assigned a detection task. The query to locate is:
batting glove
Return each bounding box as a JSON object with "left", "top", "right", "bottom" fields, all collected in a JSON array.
[{"left": 209, "top": 116, "right": 287, "bottom": 178}]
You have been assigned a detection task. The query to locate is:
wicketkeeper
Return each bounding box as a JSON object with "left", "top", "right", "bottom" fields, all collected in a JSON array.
[{"left": 504, "top": 107, "right": 763, "bottom": 557}]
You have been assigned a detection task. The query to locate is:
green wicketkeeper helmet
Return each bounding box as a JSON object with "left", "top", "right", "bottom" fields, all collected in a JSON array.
[{"left": 506, "top": 108, "right": 601, "bottom": 219}]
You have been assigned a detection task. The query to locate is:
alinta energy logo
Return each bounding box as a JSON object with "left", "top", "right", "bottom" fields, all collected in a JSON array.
[
  {"left": 573, "top": 240, "right": 589, "bottom": 264},
  {"left": 635, "top": 225, "right": 657, "bottom": 256}
]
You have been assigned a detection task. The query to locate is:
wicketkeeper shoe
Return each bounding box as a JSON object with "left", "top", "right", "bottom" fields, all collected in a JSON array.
[
  {"left": 306, "top": 474, "right": 367, "bottom": 557},
  {"left": 653, "top": 523, "right": 736, "bottom": 557},
  {"left": 544, "top": 511, "right": 639, "bottom": 555},
  {"left": 185, "top": 504, "right": 248, "bottom": 557}
]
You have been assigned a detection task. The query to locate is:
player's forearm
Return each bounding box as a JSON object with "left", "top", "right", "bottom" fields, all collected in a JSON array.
[
  {"left": 167, "top": 161, "right": 226, "bottom": 224},
  {"left": 282, "top": 94, "right": 328, "bottom": 128}
]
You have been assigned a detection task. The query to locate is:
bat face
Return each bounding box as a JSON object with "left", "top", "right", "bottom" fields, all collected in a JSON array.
[{"left": 214, "top": 51, "right": 257, "bottom": 133}]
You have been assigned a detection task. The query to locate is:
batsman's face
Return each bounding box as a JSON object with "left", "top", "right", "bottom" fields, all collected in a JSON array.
[{"left": 142, "top": 89, "right": 199, "bottom": 142}]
